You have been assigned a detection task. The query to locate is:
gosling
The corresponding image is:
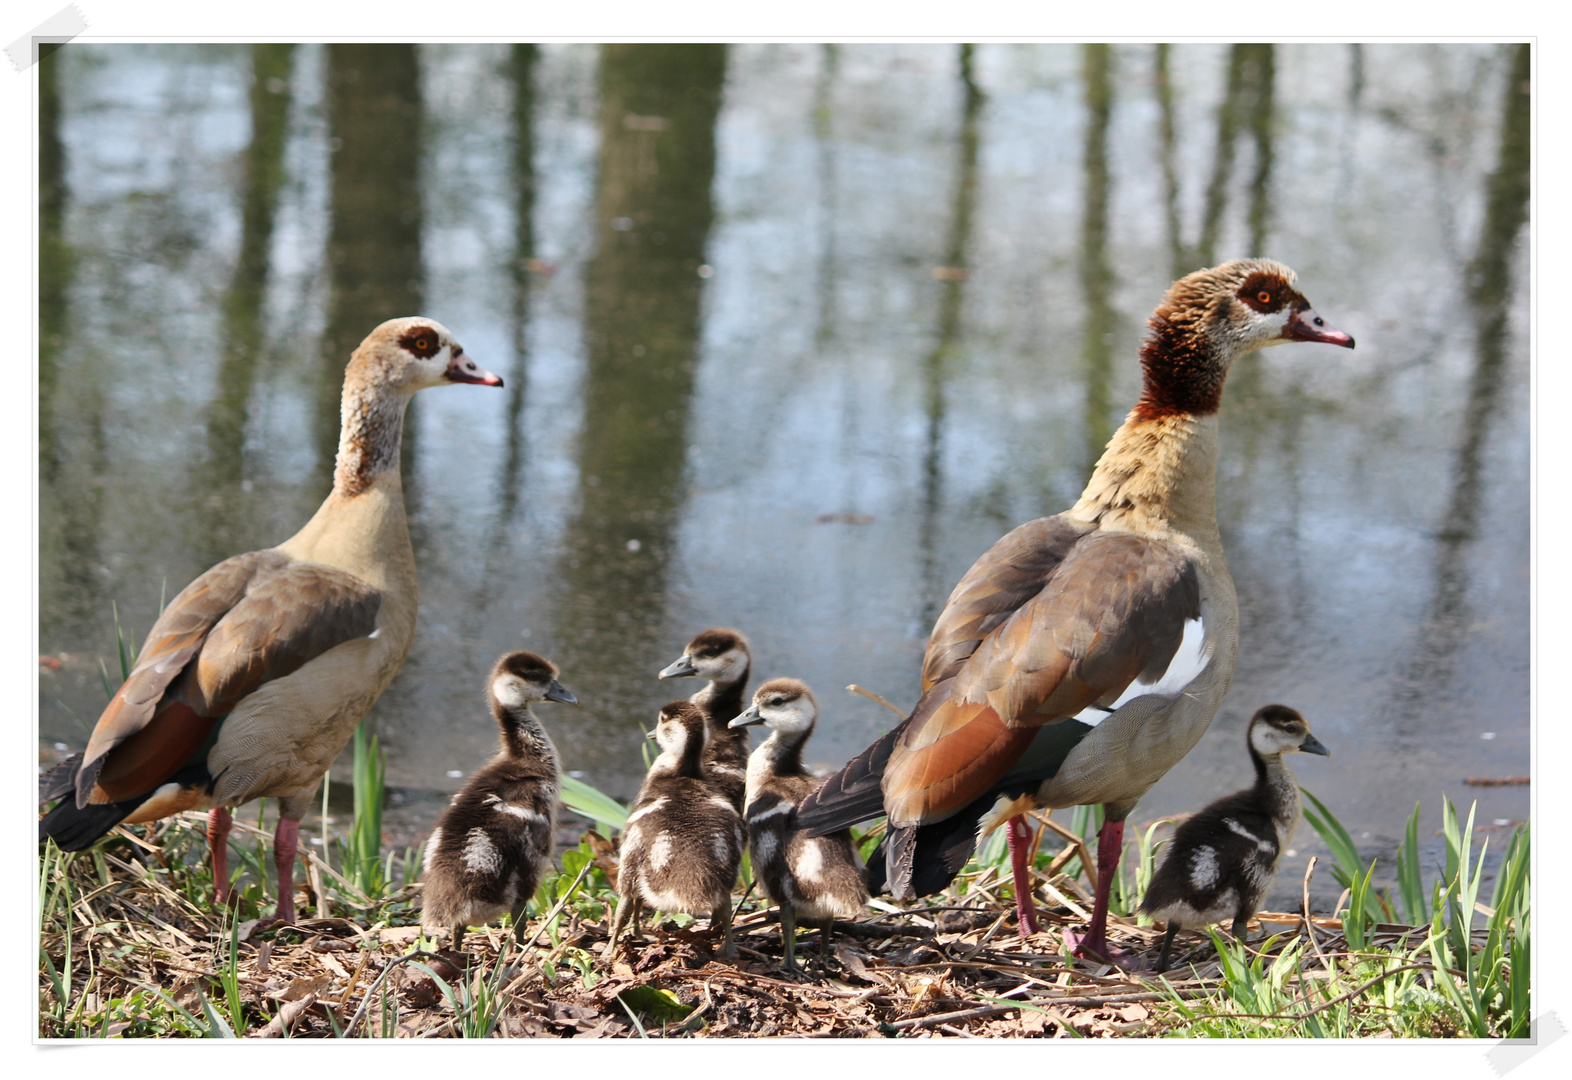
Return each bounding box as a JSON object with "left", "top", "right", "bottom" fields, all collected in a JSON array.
[
  {"left": 1140, "top": 704, "right": 1329, "bottom": 973},
  {"left": 421, "top": 651, "right": 578, "bottom": 950},
  {"left": 658, "top": 627, "right": 753, "bottom": 813},
  {"left": 731, "top": 678, "right": 868, "bottom": 971},
  {"left": 607, "top": 700, "right": 744, "bottom": 958}
]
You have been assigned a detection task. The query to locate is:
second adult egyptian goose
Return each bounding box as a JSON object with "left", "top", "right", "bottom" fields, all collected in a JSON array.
[
  {"left": 797, "top": 260, "right": 1354, "bottom": 963},
  {"left": 658, "top": 627, "right": 753, "bottom": 813},
  {"left": 39, "top": 318, "right": 502, "bottom": 925}
]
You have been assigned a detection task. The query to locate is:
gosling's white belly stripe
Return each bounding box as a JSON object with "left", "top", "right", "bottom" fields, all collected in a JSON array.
[{"left": 1072, "top": 617, "right": 1210, "bottom": 728}]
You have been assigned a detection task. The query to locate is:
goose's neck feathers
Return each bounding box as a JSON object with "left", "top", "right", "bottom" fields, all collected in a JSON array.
[
  {"left": 652, "top": 730, "right": 708, "bottom": 781},
  {"left": 497, "top": 703, "right": 558, "bottom": 770},
  {"left": 333, "top": 380, "right": 412, "bottom": 499},
  {"left": 1248, "top": 746, "right": 1300, "bottom": 826},
  {"left": 759, "top": 727, "right": 811, "bottom": 777},
  {"left": 1068, "top": 411, "right": 1220, "bottom": 541},
  {"left": 692, "top": 669, "right": 749, "bottom": 724}
]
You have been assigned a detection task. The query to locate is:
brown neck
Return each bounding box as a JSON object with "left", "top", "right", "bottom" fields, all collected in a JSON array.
[
  {"left": 675, "top": 727, "right": 707, "bottom": 778},
  {"left": 498, "top": 703, "right": 556, "bottom": 767},
  {"left": 1131, "top": 313, "right": 1229, "bottom": 422},
  {"left": 333, "top": 384, "right": 411, "bottom": 498},
  {"left": 762, "top": 727, "right": 809, "bottom": 777}
]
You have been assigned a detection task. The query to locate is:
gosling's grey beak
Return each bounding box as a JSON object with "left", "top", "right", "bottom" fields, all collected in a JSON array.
[
  {"left": 545, "top": 681, "right": 578, "bottom": 705},
  {"left": 645, "top": 728, "right": 658, "bottom": 741},
  {"left": 1299, "top": 733, "right": 1330, "bottom": 757},
  {"left": 659, "top": 655, "right": 697, "bottom": 680},
  {"left": 730, "top": 705, "right": 764, "bottom": 729}
]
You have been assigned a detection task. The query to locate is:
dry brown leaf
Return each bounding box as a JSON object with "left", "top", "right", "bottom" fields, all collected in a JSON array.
[
  {"left": 274, "top": 973, "right": 332, "bottom": 1001},
  {"left": 253, "top": 993, "right": 317, "bottom": 1038}
]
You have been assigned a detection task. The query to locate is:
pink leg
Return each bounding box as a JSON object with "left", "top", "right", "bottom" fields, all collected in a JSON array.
[
  {"left": 272, "top": 817, "right": 301, "bottom": 926},
  {"left": 1006, "top": 814, "right": 1040, "bottom": 936},
  {"left": 207, "top": 807, "right": 233, "bottom": 905},
  {"left": 1067, "top": 816, "right": 1134, "bottom": 964}
]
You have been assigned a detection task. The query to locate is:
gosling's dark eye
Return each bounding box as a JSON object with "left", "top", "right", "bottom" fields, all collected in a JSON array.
[{"left": 1257, "top": 291, "right": 1271, "bottom": 304}]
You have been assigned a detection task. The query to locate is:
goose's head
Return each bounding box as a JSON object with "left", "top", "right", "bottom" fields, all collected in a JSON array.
[
  {"left": 1248, "top": 704, "right": 1330, "bottom": 759},
  {"left": 349, "top": 317, "right": 504, "bottom": 396},
  {"left": 489, "top": 650, "right": 577, "bottom": 713},
  {"left": 649, "top": 700, "right": 708, "bottom": 756},
  {"left": 1136, "top": 260, "right": 1354, "bottom": 419},
  {"left": 659, "top": 627, "right": 751, "bottom": 685},
  {"left": 730, "top": 677, "right": 818, "bottom": 739}
]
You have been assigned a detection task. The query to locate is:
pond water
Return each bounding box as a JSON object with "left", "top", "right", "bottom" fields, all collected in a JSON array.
[{"left": 38, "top": 43, "right": 1530, "bottom": 905}]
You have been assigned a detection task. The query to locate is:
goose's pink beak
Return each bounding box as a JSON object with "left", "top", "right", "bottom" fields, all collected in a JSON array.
[
  {"left": 445, "top": 349, "right": 504, "bottom": 387},
  {"left": 1285, "top": 306, "right": 1355, "bottom": 348}
]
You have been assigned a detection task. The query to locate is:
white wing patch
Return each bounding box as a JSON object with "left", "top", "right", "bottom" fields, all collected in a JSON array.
[
  {"left": 485, "top": 793, "right": 545, "bottom": 822},
  {"left": 793, "top": 839, "right": 826, "bottom": 884},
  {"left": 649, "top": 834, "right": 674, "bottom": 870},
  {"left": 462, "top": 828, "right": 501, "bottom": 875},
  {"left": 1224, "top": 816, "right": 1274, "bottom": 853},
  {"left": 1073, "top": 617, "right": 1210, "bottom": 728},
  {"left": 423, "top": 827, "right": 443, "bottom": 871},
  {"left": 625, "top": 797, "right": 668, "bottom": 825},
  {"left": 1189, "top": 844, "right": 1219, "bottom": 890},
  {"left": 754, "top": 831, "right": 777, "bottom": 864},
  {"left": 748, "top": 802, "right": 793, "bottom": 825}
]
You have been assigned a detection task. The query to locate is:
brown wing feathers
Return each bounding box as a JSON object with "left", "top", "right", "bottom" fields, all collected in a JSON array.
[
  {"left": 879, "top": 534, "right": 1199, "bottom": 826},
  {"left": 919, "top": 516, "right": 1089, "bottom": 691},
  {"left": 73, "top": 549, "right": 380, "bottom": 809}
]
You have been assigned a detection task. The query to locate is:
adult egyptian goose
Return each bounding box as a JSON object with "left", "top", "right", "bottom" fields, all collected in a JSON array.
[
  {"left": 1142, "top": 705, "right": 1328, "bottom": 972},
  {"left": 658, "top": 627, "right": 752, "bottom": 812},
  {"left": 796, "top": 260, "right": 1353, "bottom": 962},
  {"left": 730, "top": 678, "right": 868, "bottom": 971},
  {"left": 607, "top": 700, "right": 745, "bottom": 959},
  {"left": 38, "top": 318, "right": 502, "bottom": 925},
  {"left": 421, "top": 651, "right": 578, "bottom": 951}
]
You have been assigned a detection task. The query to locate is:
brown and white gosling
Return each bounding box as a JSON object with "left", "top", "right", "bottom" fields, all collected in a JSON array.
[
  {"left": 607, "top": 700, "right": 745, "bottom": 958},
  {"left": 658, "top": 627, "right": 753, "bottom": 813},
  {"left": 421, "top": 651, "right": 578, "bottom": 950},
  {"left": 730, "top": 679, "right": 868, "bottom": 972},
  {"left": 1140, "top": 704, "right": 1329, "bottom": 973}
]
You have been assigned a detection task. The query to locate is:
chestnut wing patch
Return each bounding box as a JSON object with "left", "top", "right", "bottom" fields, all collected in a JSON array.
[
  {"left": 882, "top": 533, "right": 1200, "bottom": 827},
  {"left": 78, "top": 550, "right": 380, "bottom": 806}
]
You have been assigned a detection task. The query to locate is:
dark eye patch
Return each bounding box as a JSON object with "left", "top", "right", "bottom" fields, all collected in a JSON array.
[
  {"left": 399, "top": 325, "right": 442, "bottom": 358},
  {"left": 1236, "top": 272, "right": 1296, "bottom": 314}
]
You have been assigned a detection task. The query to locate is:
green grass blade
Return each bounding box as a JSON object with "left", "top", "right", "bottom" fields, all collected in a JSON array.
[
  {"left": 1301, "top": 788, "right": 1382, "bottom": 921},
  {"left": 1396, "top": 801, "right": 1427, "bottom": 925},
  {"left": 558, "top": 774, "right": 628, "bottom": 831}
]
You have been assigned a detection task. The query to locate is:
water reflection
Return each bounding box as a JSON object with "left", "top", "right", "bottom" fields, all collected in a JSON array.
[
  {"left": 1198, "top": 44, "right": 1276, "bottom": 268},
  {"left": 495, "top": 44, "right": 539, "bottom": 527},
  {"left": 551, "top": 45, "right": 727, "bottom": 755},
  {"left": 1153, "top": 45, "right": 1186, "bottom": 282},
  {"left": 1078, "top": 44, "right": 1116, "bottom": 474},
  {"left": 916, "top": 45, "right": 983, "bottom": 626},
  {"left": 39, "top": 45, "right": 68, "bottom": 482},
  {"left": 321, "top": 44, "right": 425, "bottom": 493},
  {"left": 813, "top": 44, "right": 840, "bottom": 350},
  {"left": 198, "top": 44, "right": 295, "bottom": 565},
  {"left": 1398, "top": 44, "right": 1530, "bottom": 701}
]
